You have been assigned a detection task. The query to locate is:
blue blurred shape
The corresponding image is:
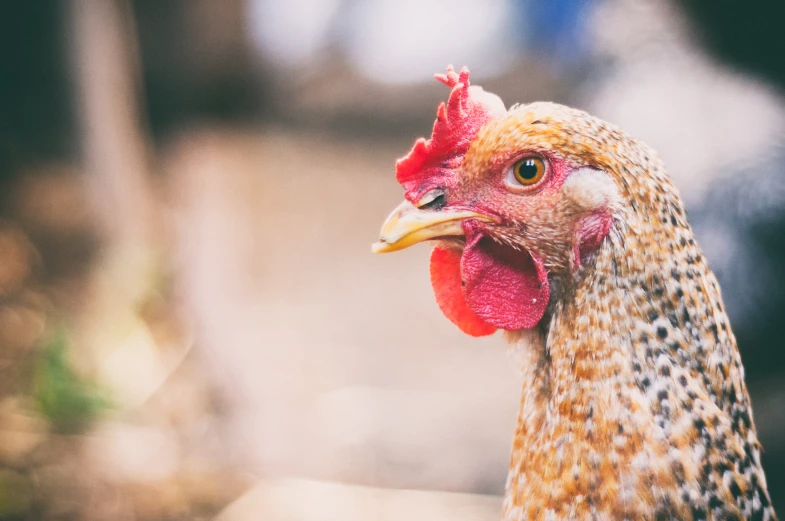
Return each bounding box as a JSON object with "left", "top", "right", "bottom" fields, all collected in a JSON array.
[{"left": 519, "top": 0, "right": 595, "bottom": 67}]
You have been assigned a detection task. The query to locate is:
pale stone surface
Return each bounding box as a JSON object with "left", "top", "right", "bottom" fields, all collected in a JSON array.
[{"left": 217, "top": 478, "right": 502, "bottom": 521}]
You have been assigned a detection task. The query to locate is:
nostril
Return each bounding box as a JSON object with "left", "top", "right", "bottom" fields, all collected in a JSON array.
[
  {"left": 417, "top": 189, "right": 446, "bottom": 211},
  {"left": 420, "top": 194, "right": 446, "bottom": 211}
]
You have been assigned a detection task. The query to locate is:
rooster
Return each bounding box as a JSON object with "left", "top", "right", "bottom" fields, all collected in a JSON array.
[{"left": 372, "top": 66, "right": 777, "bottom": 521}]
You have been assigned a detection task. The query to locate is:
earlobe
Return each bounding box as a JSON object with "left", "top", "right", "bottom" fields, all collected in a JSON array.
[
  {"left": 561, "top": 167, "right": 620, "bottom": 212},
  {"left": 573, "top": 212, "right": 615, "bottom": 270},
  {"left": 562, "top": 168, "right": 618, "bottom": 270}
]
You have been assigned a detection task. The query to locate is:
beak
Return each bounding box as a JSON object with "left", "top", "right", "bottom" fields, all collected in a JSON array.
[{"left": 372, "top": 200, "right": 493, "bottom": 253}]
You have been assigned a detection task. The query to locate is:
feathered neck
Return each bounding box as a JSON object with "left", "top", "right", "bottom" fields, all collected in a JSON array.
[{"left": 501, "top": 173, "right": 776, "bottom": 520}]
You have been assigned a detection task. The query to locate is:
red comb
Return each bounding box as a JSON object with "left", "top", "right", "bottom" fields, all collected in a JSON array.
[{"left": 395, "top": 66, "right": 505, "bottom": 200}]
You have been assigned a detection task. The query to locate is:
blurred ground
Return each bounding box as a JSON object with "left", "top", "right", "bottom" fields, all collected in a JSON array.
[
  {"left": 0, "top": 128, "right": 520, "bottom": 519},
  {"left": 166, "top": 129, "right": 520, "bottom": 492}
]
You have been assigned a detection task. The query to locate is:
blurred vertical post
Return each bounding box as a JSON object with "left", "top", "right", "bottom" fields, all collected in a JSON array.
[
  {"left": 69, "top": 0, "right": 154, "bottom": 253},
  {"left": 68, "top": 0, "right": 174, "bottom": 406}
]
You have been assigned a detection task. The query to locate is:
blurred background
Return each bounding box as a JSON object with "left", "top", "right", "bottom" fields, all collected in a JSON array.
[{"left": 0, "top": 0, "right": 783, "bottom": 519}]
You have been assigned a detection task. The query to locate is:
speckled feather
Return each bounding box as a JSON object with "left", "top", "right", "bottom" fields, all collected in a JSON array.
[{"left": 459, "top": 103, "right": 778, "bottom": 521}]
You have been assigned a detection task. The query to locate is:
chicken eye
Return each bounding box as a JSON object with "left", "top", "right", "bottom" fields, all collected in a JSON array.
[{"left": 511, "top": 157, "right": 546, "bottom": 186}]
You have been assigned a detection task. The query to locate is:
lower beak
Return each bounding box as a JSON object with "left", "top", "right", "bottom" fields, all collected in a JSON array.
[{"left": 372, "top": 200, "right": 493, "bottom": 253}]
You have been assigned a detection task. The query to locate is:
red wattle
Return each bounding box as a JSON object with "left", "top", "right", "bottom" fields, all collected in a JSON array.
[
  {"left": 460, "top": 229, "right": 550, "bottom": 331},
  {"left": 430, "top": 247, "right": 497, "bottom": 337}
]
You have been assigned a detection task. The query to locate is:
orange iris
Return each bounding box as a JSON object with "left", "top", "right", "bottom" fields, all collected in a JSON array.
[{"left": 513, "top": 157, "right": 546, "bottom": 186}]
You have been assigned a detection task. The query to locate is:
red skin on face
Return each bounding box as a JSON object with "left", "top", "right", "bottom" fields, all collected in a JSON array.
[
  {"left": 398, "top": 67, "right": 610, "bottom": 334},
  {"left": 459, "top": 220, "right": 550, "bottom": 332},
  {"left": 575, "top": 212, "right": 614, "bottom": 270},
  {"left": 396, "top": 66, "right": 506, "bottom": 204},
  {"left": 429, "top": 246, "right": 497, "bottom": 337}
]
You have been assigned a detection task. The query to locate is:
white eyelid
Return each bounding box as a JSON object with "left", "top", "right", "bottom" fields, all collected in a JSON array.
[{"left": 505, "top": 165, "right": 519, "bottom": 187}]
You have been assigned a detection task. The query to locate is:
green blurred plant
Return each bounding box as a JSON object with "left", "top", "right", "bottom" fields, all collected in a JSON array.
[
  {"left": 34, "top": 329, "right": 112, "bottom": 433},
  {"left": 0, "top": 469, "right": 31, "bottom": 520}
]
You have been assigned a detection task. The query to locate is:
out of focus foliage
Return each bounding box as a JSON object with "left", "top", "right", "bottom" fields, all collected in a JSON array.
[
  {"left": 0, "top": 468, "right": 31, "bottom": 520},
  {"left": 34, "top": 330, "right": 111, "bottom": 434}
]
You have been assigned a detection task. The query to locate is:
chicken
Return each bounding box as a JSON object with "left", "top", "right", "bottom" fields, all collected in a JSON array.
[{"left": 372, "top": 66, "right": 777, "bottom": 521}]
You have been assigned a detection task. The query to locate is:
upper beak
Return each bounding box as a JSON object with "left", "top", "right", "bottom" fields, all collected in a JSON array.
[{"left": 372, "top": 200, "right": 493, "bottom": 253}]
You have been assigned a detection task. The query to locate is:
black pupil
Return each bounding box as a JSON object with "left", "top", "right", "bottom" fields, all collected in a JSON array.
[{"left": 518, "top": 159, "right": 539, "bottom": 180}]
